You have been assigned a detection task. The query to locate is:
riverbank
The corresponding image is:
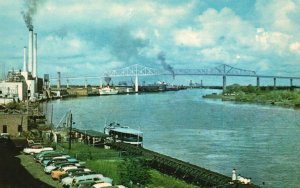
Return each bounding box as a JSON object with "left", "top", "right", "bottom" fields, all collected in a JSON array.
[
  {"left": 60, "top": 142, "right": 199, "bottom": 188},
  {"left": 203, "top": 86, "right": 300, "bottom": 109}
]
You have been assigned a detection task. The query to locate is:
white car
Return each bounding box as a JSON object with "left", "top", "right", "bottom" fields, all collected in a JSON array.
[
  {"left": 92, "top": 182, "right": 112, "bottom": 188},
  {"left": 73, "top": 175, "right": 112, "bottom": 186},
  {"left": 61, "top": 174, "right": 104, "bottom": 187},
  {"left": 23, "top": 147, "right": 53, "bottom": 154},
  {"left": 44, "top": 162, "right": 80, "bottom": 174}
]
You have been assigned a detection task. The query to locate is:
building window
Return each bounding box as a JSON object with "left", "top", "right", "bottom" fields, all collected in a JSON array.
[
  {"left": 18, "top": 125, "right": 23, "bottom": 133},
  {"left": 3, "top": 125, "right": 7, "bottom": 133}
]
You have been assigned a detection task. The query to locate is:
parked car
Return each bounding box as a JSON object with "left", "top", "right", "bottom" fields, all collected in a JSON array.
[
  {"left": 37, "top": 152, "right": 67, "bottom": 163},
  {"left": 43, "top": 156, "right": 70, "bottom": 167},
  {"left": 53, "top": 167, "right": 91, "bottom": 180},
  {"left": 44, "top": 161, "right": 81, "bottom": 174},
  {"left": 0, "top": 133, "right": 10, "bottom": 144},
  {"left": 61, "top": 173, "right": 104, "bottom": 187},
  {"left": 59, "top": 170, "right": 96, "bottom": 182},
  {"left": 34, "top": 150, "right": 56, "bottom": 161},
  {"left": 51, "top": 166, "right": 79, "bottom": 180},
  {"left": 0, "top": 133, "right": 10, "bottom": 139},
  {"left": 72, "top": 175, "right": 113, "bottom": 187},
  {"left": 70, "top": 179, "right": 104, "bottom": 188},
  {"left": 43, "top": 155, "right": 78, "bottom": 166},
  {"left": 23, "top": 146, "right": 53, "bottom": 154},
  {"left": 91, "top": 182, "right": 112, "bottom": 188}
]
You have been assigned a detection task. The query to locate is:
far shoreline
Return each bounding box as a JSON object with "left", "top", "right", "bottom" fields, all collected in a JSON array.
[{"left": 203, "top": 85, "right": 300, "bottom": 110}]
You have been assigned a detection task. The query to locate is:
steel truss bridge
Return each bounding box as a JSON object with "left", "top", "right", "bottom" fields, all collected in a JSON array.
[{"left": 50, "top": 64, "right": 300, "bottom": 92}]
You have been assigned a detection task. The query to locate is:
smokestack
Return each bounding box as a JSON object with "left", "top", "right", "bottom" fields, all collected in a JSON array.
[
  {"left": 33, "top": 33, "right": 37, "bottom": 78},
  {"left": 28, "top": 28, "right": 33, "bottom": 73},
  {"left": 23, "top": 47, "right": 27, "bottom": 72}
]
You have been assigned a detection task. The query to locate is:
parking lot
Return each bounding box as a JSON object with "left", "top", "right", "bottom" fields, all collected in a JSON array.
[
  {"left": 0, "top": 140, "right": 54, "bottom": 188},
  {"left": 18, "top": 153, "right": 61, "bottom": 187}
]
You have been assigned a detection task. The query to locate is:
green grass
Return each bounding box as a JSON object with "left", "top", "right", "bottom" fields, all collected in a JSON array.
[
  {"left": 57, "top": 142, "right": 120, "bottom": 160},
  {"left": 55, "top": 143, "right": 199, "bottom": 187},
  {"left": 84, "top": 161, "right": 200, "bottom": 188},
  {"left": 147, "top": 170, "right": 199, "bottom": 188},
  {"left": 85, "top": 159, "right": 123, "bottom": 184}
]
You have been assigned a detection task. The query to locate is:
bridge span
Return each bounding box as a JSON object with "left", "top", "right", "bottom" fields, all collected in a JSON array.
[{"left": 50, "top": 64, "right": 300, "bottom": 92}]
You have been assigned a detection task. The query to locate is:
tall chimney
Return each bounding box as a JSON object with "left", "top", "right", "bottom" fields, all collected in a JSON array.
[
  {"left": 33, "top": 33, "right": 37, "bottom": 78},
  {"left": 28, "top": 28, "right": 33, "bottom": 73},
  {"left": 23, "top": 47, "right": 27, "bottom": 72}
]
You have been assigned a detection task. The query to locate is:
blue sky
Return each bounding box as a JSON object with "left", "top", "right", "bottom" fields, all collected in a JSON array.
[{"left": 1, "top": 0, "right": 300, "bottom": 85}]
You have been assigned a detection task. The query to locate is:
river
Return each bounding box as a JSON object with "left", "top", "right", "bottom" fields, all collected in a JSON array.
[{"left": 45, "top": 89, "right": 300, "bottom": 188}]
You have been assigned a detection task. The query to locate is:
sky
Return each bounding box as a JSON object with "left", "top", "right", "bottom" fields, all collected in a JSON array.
[{"left": 1, "top": 0, "right": 300, "bottom": 85}]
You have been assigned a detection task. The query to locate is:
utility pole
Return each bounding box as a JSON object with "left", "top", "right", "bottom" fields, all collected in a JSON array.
[
  {"left": 50, "top": 104, "right": 53, "bottom": 126},
  {"left": 69, "top": 113, "right": 72, "bottom": 150}
]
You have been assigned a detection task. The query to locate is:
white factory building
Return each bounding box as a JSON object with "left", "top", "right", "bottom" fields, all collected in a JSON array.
[{"left": 0, "top": 28, "right": 40, "bottom": 104}]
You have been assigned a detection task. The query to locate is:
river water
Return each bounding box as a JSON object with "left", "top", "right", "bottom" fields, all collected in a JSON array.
[{"left": 45, "top": 89, "right": 300, "bottom": 188}]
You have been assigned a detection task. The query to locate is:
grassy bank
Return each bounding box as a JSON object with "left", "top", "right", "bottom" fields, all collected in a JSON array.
[
  {"left": 58, "top": 143, "right": 198, "bottom": 187},
  {"left": 204, "top": 85, "right": 300, "bottom": 109}
]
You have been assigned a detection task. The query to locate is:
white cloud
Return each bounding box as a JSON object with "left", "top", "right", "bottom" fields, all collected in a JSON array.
[
  {"left": 255, "top": 0, "right": 299, "bottom": 33},
  {"left": 173, "top": 7, "right": 258, "bottom": 67},
  {"left": 2, "top": 0, "right": 300, "bottom": 79},
  {"left": 290, "top": 42, "right": 300, "bottom": 54},
  {"left": 39, "top": 34, "right": 87, "bottom": 57},
  {"left": 174, "top": 8, "right": 256, "bottom": 48},
  {"left": 255, "top": 29, "right": 292, "bottom": 54},
  {"left": 174, "top": 27, "right": 203, "bottom": 47},
  {"left": 134, "top": 30, "right": 146, "bottom": 40},
  {"left": 199, "top": 47, "right": 238, "bottom": 65}
]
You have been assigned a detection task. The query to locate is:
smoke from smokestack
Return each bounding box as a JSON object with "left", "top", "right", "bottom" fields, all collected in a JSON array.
[
  {"left": 21, "top": 0, "right": 42, "bottom": 30},
  {"left": 104, "top": 76, "right": 112, "bottom": 85},
  {"left": 157, "top": 51, "right": 175, "bottom": 79}
]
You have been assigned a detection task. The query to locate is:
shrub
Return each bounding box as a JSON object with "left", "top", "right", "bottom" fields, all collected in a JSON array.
[
  {"left": 5, "top": 102, "right": 21, "bottom": 110},
  {"left": 119, "top": 158, "right": 151, "bottom": 186}
]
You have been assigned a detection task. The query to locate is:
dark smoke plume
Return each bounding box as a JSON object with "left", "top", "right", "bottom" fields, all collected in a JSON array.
[
  {"left": 157, "top": 51, "right": 175, "bottom": 79},
  {"left": 21, "top": 0, "right": 42, "bottom": 30},
  {"left": 104, "top": 76, "right": 112, "bottom": 85}
]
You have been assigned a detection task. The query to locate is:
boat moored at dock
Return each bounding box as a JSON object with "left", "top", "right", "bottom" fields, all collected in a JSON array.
[
  {"left": 104, "top": 122, "right": 143, "bottom": 146},
  {"left": 99, "top": 86, "right": 118, "bottom": 95}
]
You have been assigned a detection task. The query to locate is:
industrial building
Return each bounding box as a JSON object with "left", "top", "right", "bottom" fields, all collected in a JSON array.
[
  {"left": 0, "top": 27, "right": 41, "bottom": 104},
  {"left": 0, "top": 114, "right": 28, "bottom": 137},
  {"left": 0, "top": 27, "right": 42, "bottom": 137}
]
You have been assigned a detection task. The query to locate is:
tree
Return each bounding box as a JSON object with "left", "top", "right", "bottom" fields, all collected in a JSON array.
[
  {"left": 5, "top": 101, "right": 21, "bottom": 110},
  {"left": 119, "top": 158, "right": 151, "bottom": 186},
  {"left": 243, "top": 84, "right": 256, "bottom": 93}
]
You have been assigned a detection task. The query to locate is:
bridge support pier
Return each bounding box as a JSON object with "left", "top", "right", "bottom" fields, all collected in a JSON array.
[
  {"left": 223, "top": 75, "right": 226, "bottom": 93},
  {"left": 57, "top": 72, "right": 61, "bottom": 89},
  {"left": 290, "top": 78, "right": 293, "bottom": 87},
  {"left": 273, "top": 78, "right": 276, "bottom": 88},
  {"left": 256, "top": 77, "right": 260, "bottom": 87},
  {"left": 135, "top": 74, "right": 139, "bottom": 92},
  {"left": 67, "top": 79, "right": 69, "bottom": 88}
]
